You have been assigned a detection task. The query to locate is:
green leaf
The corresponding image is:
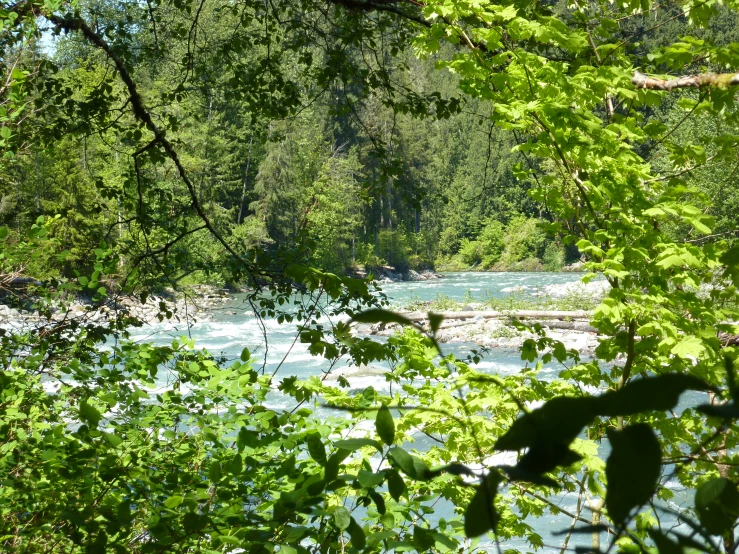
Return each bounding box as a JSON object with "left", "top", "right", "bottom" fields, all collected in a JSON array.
[
  {"left": 464, "top": 472, "right": 501, "bottom": 537},
  {"left": 671, "top": 336, "right": 706, "bottom": 360},
  {"left": 647, "top": 529, "right": 683, "bottom": 554},
  {"left": 696, "top": 402, "right": 739, "bottom": 419},
  {"left": 358, "top": 470, "right": 385, "bottom": 489},
  {"left": 240, "top": 347, "right": 251, "bottom": 362},
  {"left": 597, "top": 374, "right": 710, "bottom": 417},
  {"left": 605, "top": 424, "right": 661, "bottom": 524},
  {"left": 495, "top": 396, "right": 597, "bottom": 451},
  {"left": 348, "top": 517, "right": 366, "bottom": 549},
  {"left": 333, "top": 438, "right": 383, "bottom": 452},
  {"left": 388, "top": 447, "right": 428, "bottom": 480},
  {"left": 350, "top": 308, "right": 415, "bottom": 327},
  {"left": 306, "top": 434, "right": 327, "bottom": 465},
  {"left": 367, "top": 531, "right": 396, "bottom": 547},
  {"left": 388, "top": 447, "right": 415, "bottom": 476},
  {"left": 386, "top": 469, "right": 405, "bottom": 501},
  {"left": 164, "top": 495, "right": 183, "bottom": 509},
  {"left": 103, "top": 433, "right": 123, "bottom": 447},
  {"left": 369, "top": 490, "right": 386, "bottom": 514},
  {"left": 325, "top": 449, "right": 351, "bottom": 483},
  {"left": 333, "top": 506, "right": 351, "bottom": 530},
  {"left": 695, "top": 477, "right": 739, "bottom": 536},
  {"left": 375, "top": 404, "right": 395, "bottom": 446},
  {"left": 428, "top": 312, "right": 444, "bottom": 335},
  {"left": 79, "top": 399, "right": 102, "bottom": 427}
]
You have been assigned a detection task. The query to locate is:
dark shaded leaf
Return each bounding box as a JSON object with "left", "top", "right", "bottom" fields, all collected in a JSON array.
[
  {"left": 695, "top": 477, "right": 739, "bottom": 536},
  {"left": 428, "top": 312, "right": 444, "bottom": 335},
  {"left": 325, "top": 449, "right": 351, "bottom": 483},
  {"left": 552, "top": 524, "right": 610, "bottom": 536},
  {"left": 516, "top": 443, "right": 582, "bottom": 475},
  {"left": 386, "top": 469, "right": 405, "bottom": 501},
  {"left": 647, "top": 529, "right": 683, "bottom": 554},
  {"left": 501, "top": 466, "right": 560, "bottom": 488},
  {"left": 464, "top": 472, "right": 501, "bottom": 538},
  {"left": 696, "top": 403, "right": 739, "bottom": 419},
  {"left": 495, "top": 396, "right": 597, "bottom": 451},
  {"left": 413, "top": 526, "right": 435, "bottom": 550},
  {"left": 427, "top": 463, "right": 476, "bottom": 478},
  {"left": 376, "top": 404, "right": 395, "bottom": 446},
  {"left": 369, "top": 490, "right": 386, "bottom": 515},
  {"left": 79, "top": 399, "right": 102, "bottom": 427},
  {"left": 350, "top": 308, "right": 414, "bottom": 327},
  {"left": 605, "top": 424, "right": 661, "bottom": 524},
  {"left": 306, "top": 434, "right": 326, "bottom": 465},
  {"left": 333, "top": 438, "right": 383, "bottom": 453},
  {"left": 598, "top": 374, "right": 711, "bottom": 417},
  {"left": 347, "top": 517, "right": 366, "bottom": 550}
]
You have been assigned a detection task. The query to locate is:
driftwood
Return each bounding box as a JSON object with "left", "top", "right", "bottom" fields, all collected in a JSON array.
[
  {"left": 719, "top": 332, "right": 739, "bottom": 346},
  {"left": 402, "top": 310, "right": 592, "bottom": 322},
  {"left": 434, "top": 318, "right": 597, "bottom": 333}
]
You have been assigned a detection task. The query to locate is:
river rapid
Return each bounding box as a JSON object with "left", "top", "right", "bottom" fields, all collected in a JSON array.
[
  {"left": 128, "top": 272, "right": 694, "bottom": 553},
  {"left": 130, "top": 272, "right": 590, "bottom": 390}
]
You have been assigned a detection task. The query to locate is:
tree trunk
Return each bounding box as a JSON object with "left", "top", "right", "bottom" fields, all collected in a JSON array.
[{"left": 237, "top": 133, "right": 254, "bottom": 224}]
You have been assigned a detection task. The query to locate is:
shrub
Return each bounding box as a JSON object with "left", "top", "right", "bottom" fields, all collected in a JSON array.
[
  {"left": 499, "top": 216, "right": 547, "bottom": 265},
  {"left": 543, "top": 241, "right": 566, "bottom": 270},
  {"left": 458, "top": 238, "right": 483, "bottom": 266},
  {"left": 478, "top": 220, "right": 505, "bottom": 267}
]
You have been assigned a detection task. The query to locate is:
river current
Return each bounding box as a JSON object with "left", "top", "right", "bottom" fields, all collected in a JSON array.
[{"left": 128, "top": 272, "right": 693, "bottom": 552}]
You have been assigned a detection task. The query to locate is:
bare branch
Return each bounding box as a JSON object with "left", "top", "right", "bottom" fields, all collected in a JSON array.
[{"left": 632, "top": 71, "right": 739, "bottom": 91}]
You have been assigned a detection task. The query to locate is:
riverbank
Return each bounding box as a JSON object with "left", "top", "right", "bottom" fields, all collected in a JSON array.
[
  {"left": 0, "top": 284, "right": 230, "bottom": 327},
  {"left": 362, "top": 277, "right": 608, "bottom": 354},
  {"left": 361, "top": 311, "right": 599, "bottom": 353}
]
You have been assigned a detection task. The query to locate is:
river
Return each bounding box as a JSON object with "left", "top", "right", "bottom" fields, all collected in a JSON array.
[{"left": 129, "top": 272, "right": 694, "bottom": 553}]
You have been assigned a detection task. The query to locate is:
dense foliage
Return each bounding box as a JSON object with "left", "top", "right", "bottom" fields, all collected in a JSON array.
[{"left": 4, "top": 0, "right": 739, "bottom": 553}]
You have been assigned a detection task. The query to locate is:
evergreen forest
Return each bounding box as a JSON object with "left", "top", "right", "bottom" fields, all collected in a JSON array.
[{"left": 4, "top": 0, "right": 739, "bottom": 552}]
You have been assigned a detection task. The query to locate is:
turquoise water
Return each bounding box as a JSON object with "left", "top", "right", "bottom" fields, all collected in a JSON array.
[
  {"left": 129, "top": 272, "right": 588, "bottom": 397},
  {"left": 128, "top": 272, "right": 696, "bottom": 552},
  {"left": 380, "top": 271, "right": 585, "bottom": 306}
]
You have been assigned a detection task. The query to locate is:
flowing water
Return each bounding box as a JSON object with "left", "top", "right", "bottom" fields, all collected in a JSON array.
[{"left": 129, "top": 272, "right": 698, "bottom": 552}]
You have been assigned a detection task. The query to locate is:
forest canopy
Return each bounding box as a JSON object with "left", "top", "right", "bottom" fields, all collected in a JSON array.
[{"left": 4, "top": 0, "right": 739, "bottom": 553}]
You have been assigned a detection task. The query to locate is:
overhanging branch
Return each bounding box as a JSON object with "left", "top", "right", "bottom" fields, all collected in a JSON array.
[
  {"left": 632, "top": 70, "right": 739, "bottom": 90},
  {"left": 327, "top": 0, "right": 430, "bottom": 27}
]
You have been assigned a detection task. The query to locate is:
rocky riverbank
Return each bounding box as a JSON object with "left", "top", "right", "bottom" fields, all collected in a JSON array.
[
  {"left": 359, "top": 308, "right": 600, "bottom": 354},
  {"left": 0, "top": 284, "right": 232, "bottom": 328},
  {"left": 362, "top": 317, "right": 599, "bottom": 353},
  {"left": 347, "top": 266, "right": 443, "bottom": 283}
]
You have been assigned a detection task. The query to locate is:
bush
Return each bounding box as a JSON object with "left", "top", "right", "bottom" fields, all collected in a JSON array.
[
  {"left": 498, "top": 216, "right": 547, "bottom": 266},
  {"left": 479, "top": 220, "right": 505, "bottom": 268},
  {"left": 458, "top": 238, "right": 483, "bottom": 266},
  {"left": 543, "top": 241, "right": 566, "bottom": 270},
  {"left": 355, "top": 242, "right": 385, "bottom": 267}
]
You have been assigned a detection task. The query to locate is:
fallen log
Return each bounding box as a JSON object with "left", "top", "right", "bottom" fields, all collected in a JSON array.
[
  {"left": 401, "top": 310, "right": 592, "bottom": 322},
  {"left": 432, "top": 319, "right": 597, "bottom": 333}
]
